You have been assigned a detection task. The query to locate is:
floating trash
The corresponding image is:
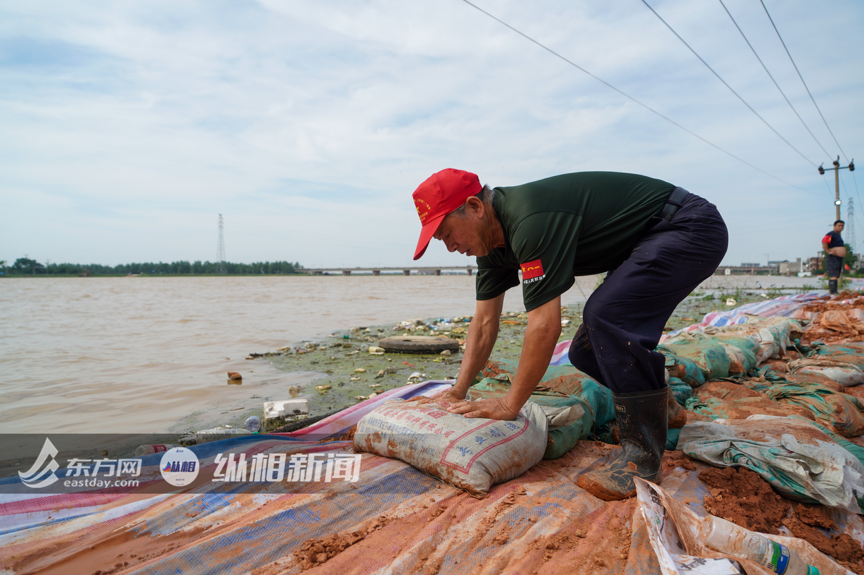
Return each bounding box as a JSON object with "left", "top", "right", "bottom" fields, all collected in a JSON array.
[{"left": 244, "top": 416, "right": 261, "bottom": 433}]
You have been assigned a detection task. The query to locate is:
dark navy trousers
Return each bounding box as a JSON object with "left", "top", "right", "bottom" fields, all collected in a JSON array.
[{"left": 567, "top": 191, "right": 728, "bottom": 394}]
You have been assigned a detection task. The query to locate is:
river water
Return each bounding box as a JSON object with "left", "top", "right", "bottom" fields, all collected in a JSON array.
[{"left": 0, "top": 274, "right": 817, "bottom": 433}]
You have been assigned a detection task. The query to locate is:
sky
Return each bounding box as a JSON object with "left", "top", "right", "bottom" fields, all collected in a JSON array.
[{"left": 1, "top": 0, "right": 863, "bottom": 269}]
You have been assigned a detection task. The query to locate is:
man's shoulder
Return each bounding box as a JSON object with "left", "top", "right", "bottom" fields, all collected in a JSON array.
[{"left": 501, "top": 171, "right": 671, "bottom": 189}]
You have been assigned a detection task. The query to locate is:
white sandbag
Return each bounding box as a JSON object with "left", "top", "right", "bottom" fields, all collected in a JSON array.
[
  {"left": 634, "top": 478, "right": 851, "bottom": 575},
  {"left": 678, "top": 415, "right": 864, "bottom": 513},
  {"left": 789, "top": 357, "right": 864, "bottom": 387},
  {"left": 354, "top": 399, "right": 547, "bottom": 496},
  {"left": 718, "top": 343, "right": 750, "bottom": 374},
  {"left": 721, "top": 317, "right": 802, "bottom": 363}
]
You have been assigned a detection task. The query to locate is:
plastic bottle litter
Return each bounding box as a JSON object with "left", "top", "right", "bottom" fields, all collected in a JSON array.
[
  {"left": 704, "top": 515, "right": 819, "bottom": 575},
  {"left": 135, "top": 444, "right": 177, "bottom": 457},
  {"left": 244, "top": 416, "right": 261, "bottom": 433},
  {"left": 180, "top": 426, "right": 252, "bottom": 446}
]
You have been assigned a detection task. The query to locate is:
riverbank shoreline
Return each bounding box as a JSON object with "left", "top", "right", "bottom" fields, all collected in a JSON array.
[
  {"left": 185, "top": 287, "right": 795, "bottom": 438},
  {"left": 2, "top": 276, "right": 826, "bottom": 436}
]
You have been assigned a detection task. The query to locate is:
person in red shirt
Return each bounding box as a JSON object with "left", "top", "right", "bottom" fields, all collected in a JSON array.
[{"left": 822, "top": 220, "right": 845, "bottom": 294}]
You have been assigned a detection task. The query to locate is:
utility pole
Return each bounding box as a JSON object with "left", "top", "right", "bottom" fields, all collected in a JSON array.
[
  {"left": 819, "top": 156, "right": 855, "bottom": 221},
  {"left": 217, "top": 214, "right": 226, "bottom": 275}
]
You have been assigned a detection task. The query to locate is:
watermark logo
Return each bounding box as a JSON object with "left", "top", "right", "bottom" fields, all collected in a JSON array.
[
  {"left": 159, "top": 447, "right": 200, "bottom": 487},
  {"left": 18, "top": 438, "right": 60, "bottom": 489},
  {"left": 212, "top": 453, "right": 362, "bottom": 483}
]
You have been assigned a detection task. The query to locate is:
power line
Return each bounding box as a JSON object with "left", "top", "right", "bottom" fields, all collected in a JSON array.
[
  {"left": 760, "top": 0, "right": 849, "bottom": 163},
  {"left": 718, "top": 0, "right": 833, "bottom": 161},
  {"left": 641, "top": 0, "right": 816, "bottom": 167},
  {"left": 458, "top": 0, "right": 819, "bottom": 197}
]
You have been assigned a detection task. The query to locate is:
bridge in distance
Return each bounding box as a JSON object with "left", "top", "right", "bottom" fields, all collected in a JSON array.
[
  {"left": 303, "top": 266, "right": 478, "bottom": 276},
  {"left": 305, "top": 266, "right": 796, "bottom": 278}
]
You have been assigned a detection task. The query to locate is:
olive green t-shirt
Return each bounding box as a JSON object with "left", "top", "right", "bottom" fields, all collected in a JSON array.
[{"left": 476, "top": 172, "right": 675, "bottom": 311}]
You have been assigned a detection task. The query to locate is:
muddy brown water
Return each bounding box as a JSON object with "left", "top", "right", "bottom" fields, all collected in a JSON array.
[{"left": 0, "top": 274, "right": 816, "bottom": 433}]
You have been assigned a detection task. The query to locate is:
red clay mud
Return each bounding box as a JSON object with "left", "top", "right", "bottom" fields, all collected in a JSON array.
[
  {"left": 699, "top": 466, "right": 864, "bottom": 572},
  {"left": 700, "top": 466, "right": 789, "bottom": 534},
  {"left": 784, "top": 503, "right": 864, "bottom": 574},
  {"left": 292, "top": 514, "right": 391, "bottom": 571}
]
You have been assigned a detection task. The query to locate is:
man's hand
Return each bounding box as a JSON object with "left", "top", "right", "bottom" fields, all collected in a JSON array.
[{"left": 446, "top": 397, "right": 518, "bottom": 420}]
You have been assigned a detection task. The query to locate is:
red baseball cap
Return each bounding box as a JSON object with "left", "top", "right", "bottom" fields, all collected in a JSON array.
[{"left": 412, "top": 168, "right": 482, "bottom": 260}]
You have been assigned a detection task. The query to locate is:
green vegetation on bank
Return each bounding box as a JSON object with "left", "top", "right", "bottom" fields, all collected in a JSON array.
[{"left": 2, "top": 257, "right": 303, "bottom": 276}]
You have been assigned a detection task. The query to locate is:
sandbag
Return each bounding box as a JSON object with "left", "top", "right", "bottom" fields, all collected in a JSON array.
[
  {"left": 469, "top": 371, "right": 611, "bottom": 460},
  {"left": 742, "top": 377, "right": 864, "bottom": 437},
  {"left": 659, "top": 346, "right": 706, "bottom": 388},
  {"left": 789, "top": 357, "right": 864, "bottom": 386},
  {"left": 814, "top": 342, "right": 864, "bottom": 360},
  {"left": 709, "top": 333, "right": 760, "bottom": 374},
  {"left": 693, "top": 380, "right": 765, "bottom": 402},
  {"left": 717, "top": 342, "right": 757, "bottom": 374},
  {"left": 481, "top": 358, "right": 580, "bottom": 390},
  {"left": 537, "top": 401, "right": 595, "bottom": 460},
  {"left": 719, "top": 317, "right": 802, "bottom": 363},
  {"left": 354, "top": 398, "right": 548, "bottom": 496},
  {"left": 678, "top": 415, "right": 864, "bottom": 512},
  {"left": 668, "top": 376, "right": 692, "bottom": 406},
  {"left": 803, "top": 310, "right": 864, "bottom": 344},
  {"left": 635, "top": 477, "right": 852, "bottom": 575},
  {"left": 685, "top": 394, "right": 815, "bottom": 422},
  {"left": 660, "top": 334, "right": 730, "bottom": 383}
]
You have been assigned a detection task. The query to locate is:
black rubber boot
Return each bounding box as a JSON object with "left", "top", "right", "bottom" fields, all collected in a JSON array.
[
  {"left": 829, "top": 279, "right": 838, "bottom": 295},
  {"left": 577, "top": 387, "right": 668, "bottom": 501}
]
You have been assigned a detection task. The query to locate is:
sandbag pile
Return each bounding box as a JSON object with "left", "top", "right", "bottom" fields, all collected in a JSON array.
[{"left": 797, "top": 293, "right": 864, "bottom": 344}]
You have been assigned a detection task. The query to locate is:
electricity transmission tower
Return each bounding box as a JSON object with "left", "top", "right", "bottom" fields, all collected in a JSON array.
[
  {"left": 217, "top": 214, "right": 226, "bottom": 274},
  {"left": 848, "top": 198, "right": 857, "bottom": 258}
]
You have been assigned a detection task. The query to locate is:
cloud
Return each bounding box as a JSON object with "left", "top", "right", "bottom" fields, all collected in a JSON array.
[{"left": 1, "top": 0, "right": 862, "bottom": 268}]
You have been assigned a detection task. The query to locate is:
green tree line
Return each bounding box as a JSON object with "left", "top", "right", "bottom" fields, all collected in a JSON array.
[{"left": 4, "top": 257, "right": 303, "bottom": 276}]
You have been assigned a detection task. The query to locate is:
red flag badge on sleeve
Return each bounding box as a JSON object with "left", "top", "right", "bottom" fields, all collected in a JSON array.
[{"left": 520, "top": 259, "right": 545, "bottom": 281}]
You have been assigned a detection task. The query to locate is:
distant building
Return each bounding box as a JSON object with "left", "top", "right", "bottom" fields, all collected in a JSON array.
[
  {"left": 740, "top": 262, "right": 761, "bottom": 268},
  {"left": 779, "top": 258, "right": 803, "bottom": 275}
]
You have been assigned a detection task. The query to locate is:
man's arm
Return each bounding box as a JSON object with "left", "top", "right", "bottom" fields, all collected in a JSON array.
[
  {"left": 437, "top": 294, "right": 504, "bottom": 403},
  {"left": 448, "top": 296, "right": 562, "bottom": 419},
  {"left": 823, "top": 235, "right": 844, "bottom": 256}
]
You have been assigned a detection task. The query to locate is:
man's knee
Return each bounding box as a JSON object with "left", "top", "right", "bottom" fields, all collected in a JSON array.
[
  {"left": 568, "top": 325, "right": 591, "bottom": 368},
  {"left": 568, "top": 324, "right": 604, "bottom": 375},
  {"left": 581, "top": 298, "right": 603, "bottom": 329}
]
